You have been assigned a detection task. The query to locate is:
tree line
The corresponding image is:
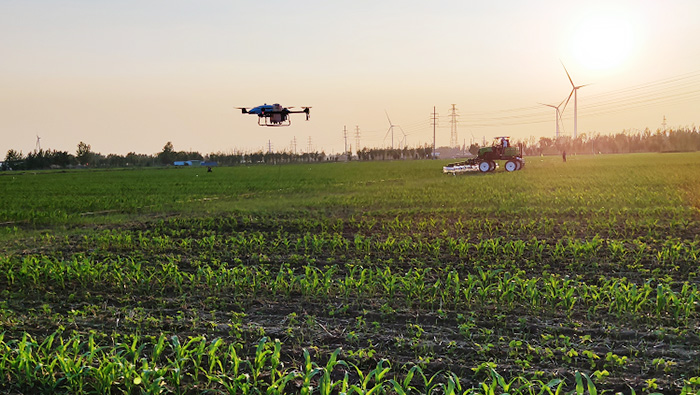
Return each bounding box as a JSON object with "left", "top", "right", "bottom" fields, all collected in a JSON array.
[
  {"left": 0, "top": 141, "right": 334, "bottom": 171},
  {"left": 527, "top": 127, "right": 700, "bottom": 156},
  {"left": 2, "top": 128, "right": 699, "bottom": 171}
]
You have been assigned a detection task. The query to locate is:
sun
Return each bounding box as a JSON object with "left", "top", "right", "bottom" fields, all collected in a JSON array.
[{"left": 569, "top": 12, "right": 637, "bottom": 71}]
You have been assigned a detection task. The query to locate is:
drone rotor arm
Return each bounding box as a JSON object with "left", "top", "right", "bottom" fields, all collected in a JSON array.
[{"left": 285, "top": 107, "right": 311, "bottom": 120}]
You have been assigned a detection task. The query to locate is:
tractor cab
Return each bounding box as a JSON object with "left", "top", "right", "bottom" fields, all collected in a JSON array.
[{"left": 493, "top": 136, "right": 510, "bottom": 153}]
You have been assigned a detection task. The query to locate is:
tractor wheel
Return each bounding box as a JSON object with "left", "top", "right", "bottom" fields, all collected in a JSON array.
[
  {"left": 517, "top": 160, "right": 524, "bottom": 169},
  {"left": 505, "top": 160, "right": 518, "bottom": 172},
  {"left": 488, "top": 161, "right": 496, "bottom": 172},
  {"left": 478, "top": 161, "right": 491, "bottom": 173}
]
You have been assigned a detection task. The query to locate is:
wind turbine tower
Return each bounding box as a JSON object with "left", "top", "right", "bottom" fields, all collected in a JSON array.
[
  {"left": 398, "top": 127, "right": 408, "bottom": 148},
  {"left": 540, "top": 99, "right": 565, "bottom": 139},
  {"left": 562, "top": 63, "right": 589, "bottom": 140}
]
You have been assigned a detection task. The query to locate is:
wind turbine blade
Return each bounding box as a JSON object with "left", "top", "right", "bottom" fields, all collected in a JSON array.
[
  {"left": 383, "top": 126, "right": 392, "bottom": 142},
  {"left": 398, "top": 125, "right": 407, "bottom": 137},
  {"left": 385, "top": 110, "right": 393, "bottom": 126},
  {"left": 561, "top": 62, "right": 575, "bottom": 87},
  {"left": 562, "top": 89, "right": 574, "bottom": 113},
  {"left": 539, "top": 102, "right": 556, "bottom": 109}
]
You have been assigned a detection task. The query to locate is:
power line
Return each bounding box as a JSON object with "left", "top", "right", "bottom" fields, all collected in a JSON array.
[
  {"left": 357, "top": 69, "right": 700, "bottom": 143},
  {"left": 455, "top": 69, "right": 700, "bottom": 129}
]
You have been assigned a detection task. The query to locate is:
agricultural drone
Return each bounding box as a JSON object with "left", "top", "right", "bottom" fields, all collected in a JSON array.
[{"left": 236, "top": 103, "right": 311, "bottom": 127}]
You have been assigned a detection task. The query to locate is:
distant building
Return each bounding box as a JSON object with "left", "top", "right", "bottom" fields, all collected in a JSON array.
[
  {"left": 173, "top": 160, "right": 218, "bottom": 167},
  {"left": 173, "top": 160, "right": 201, "bottom": 166}
]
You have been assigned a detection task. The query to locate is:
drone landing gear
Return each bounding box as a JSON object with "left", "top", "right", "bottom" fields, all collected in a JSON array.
[{"left": 258, "top": 118, "right": 291, "bottom": 127}]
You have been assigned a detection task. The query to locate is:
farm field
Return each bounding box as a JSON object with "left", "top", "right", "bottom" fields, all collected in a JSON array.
[{"left": 1, "top": 152, "right": 700, "bottom": 394}]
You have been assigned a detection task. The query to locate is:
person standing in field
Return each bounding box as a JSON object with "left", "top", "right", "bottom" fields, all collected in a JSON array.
[{"left": 562, "top": 150, "right": 567, "bottom": 162}]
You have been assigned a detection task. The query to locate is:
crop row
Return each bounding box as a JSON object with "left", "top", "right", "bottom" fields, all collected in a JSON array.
[
  {"left": 32, "top": 224, "right": 698, "bottom": 266},
  {"left": 2, "top": 330, "right": 692, "bottom": 395},
  {"left": 2, "top": 256, "right": 698, "bottom": 323},
  {"left": 30, "top": 230, "right": 700, "bottom": 286},
  {"left": 72, "top": 230, "right": 698, "bottom": 260},
  {"left": 107, "top": 212, "right": 699, "bottom": 241}
]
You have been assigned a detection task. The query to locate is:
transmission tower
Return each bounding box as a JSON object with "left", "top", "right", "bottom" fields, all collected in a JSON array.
[
  {"left": 662, "top": 115, "right": 667, "bottom": 133},
  {"left": 307, "top": 136, "right": 313, "bottom": 153},
  {"left": 448, "top": 104, "right": 459, "bottom": 147},
  {"left": 354, "top": 126, "right": 360, "bottom": 153},
  {"left": 343, "top": 125, "right": 348, "bottom": 160},
  {"left": 431, "top": 107, "right": 439, "bottom": 159},
  {"left": 291, "top": 136, "right": 297, "bottom": 154}
]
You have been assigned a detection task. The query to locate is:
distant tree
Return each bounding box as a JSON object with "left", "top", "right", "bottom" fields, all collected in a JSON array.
[
  {"left": 105, "top": 154, "right": 127, "bottom": 167},
  {"left": 24, "top": 150, "right": 53, "bottom": 169},
  {"left": 3, "top": 149, "right": 24, "bottom": 170},
  {"left": 5, "top": 149, "right": 22, "bottom": 162},
  {"left": 174, "top": 150, "right": 203, "bottom": 161},
  {"left": 47, "top": 150, "right": 74, "bottom": 168},
  {"left": 538, "top": 137, "right": 554, "bottom": 155},
  {"left": 158, "top": 141, "right": 175, "bottom": 165},
  {"left": 76, "top": 141, "right": 93, "bottom": 166},
  {"left": 124, "top": 152, "right": 153, "bottom": 166},
  {"left": 554, "top": 136, "right": 571, "bottom": 153}
]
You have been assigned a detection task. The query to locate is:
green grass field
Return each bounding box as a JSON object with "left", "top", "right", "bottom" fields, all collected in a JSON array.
[{"left": 1, "top": 153, "right": 700, "bottom": 394}]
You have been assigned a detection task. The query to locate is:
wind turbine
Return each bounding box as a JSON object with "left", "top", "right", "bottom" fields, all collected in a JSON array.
[
  {"left": 539, "top": 98, "right": 566, "bottom": 139},
  {"left": 35, "top": 134, "right": 41, "bottom": 153},
  {"left": 383, "top": 111, "right": 400, "bottom": 149},
  {"left": 398, "top": 127, "right": 409, "bottom": 148},
  {"left": 561, "top": 63, "right": 589, "bottom": 140}
]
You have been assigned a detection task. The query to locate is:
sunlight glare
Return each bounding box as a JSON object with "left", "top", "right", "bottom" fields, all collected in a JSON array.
[{"left": 571, "top": 13, "right": 636, "bottom": 71}]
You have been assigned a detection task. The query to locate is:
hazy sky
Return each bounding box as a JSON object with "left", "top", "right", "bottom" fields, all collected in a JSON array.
[{"left": 2, "top": 0, "right": 700, "bottom": 156}]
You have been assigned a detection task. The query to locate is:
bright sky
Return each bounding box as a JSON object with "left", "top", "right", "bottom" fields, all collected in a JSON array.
[{"left": 2, "top": 0, "right": 700, "bottom": 156}]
